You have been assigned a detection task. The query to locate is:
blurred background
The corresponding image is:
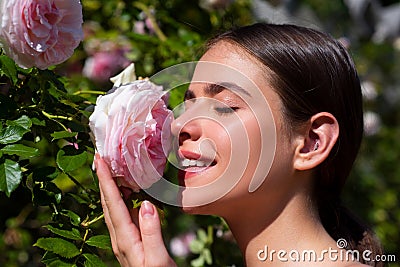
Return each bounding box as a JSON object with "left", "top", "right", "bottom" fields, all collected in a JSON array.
[{"left": 0, "top": 0, "right": 399, "bottom": 266}]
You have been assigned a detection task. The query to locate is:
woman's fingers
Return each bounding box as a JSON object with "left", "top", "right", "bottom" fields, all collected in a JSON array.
[
  {"left": 96, "top": 155, "right": 140, "bottom": 239},
  {"left": 95, "top": 155, "right": 176, "bottom": 266},
  {"left": 99, "top": 186, "right": 117, "bottom": 252},
  {"left": 139, "top": 201, "right": 177, "bottom": 266},
  {"left": 95, "top": 155, "right": 143, "bottom": 265}
]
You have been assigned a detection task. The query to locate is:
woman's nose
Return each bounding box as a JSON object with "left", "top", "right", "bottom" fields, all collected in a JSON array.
[{"left": 171, "top": 109, "right": 202, "bottom": 146}]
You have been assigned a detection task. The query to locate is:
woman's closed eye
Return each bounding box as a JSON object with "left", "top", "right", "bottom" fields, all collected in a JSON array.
[{"left": 214, "top": 106, "right": 240, "bottom": 115}]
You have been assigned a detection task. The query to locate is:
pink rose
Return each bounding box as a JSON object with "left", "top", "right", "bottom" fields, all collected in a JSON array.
[
  {"left": 0, "top": 0, "right": 83, "bottom": 69},
  {"left": 170, "top": 232, "right": 196, "bottom": 257},
  {"left": 82, "top": 51, "right": 131, "bottom": 83},
  {"left": 89, "top": 80, "right": 173, "bottom": 192}
]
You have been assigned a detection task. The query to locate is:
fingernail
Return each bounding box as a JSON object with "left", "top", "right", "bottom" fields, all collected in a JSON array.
[
  {"left": 141, "top": 200, "right": 155, "bottom": 218},
  {"left": 93, "top": 159, "right": 98, "bottom": 171},
  {"left": 93, "top": 153, "right": 100, "bottom": 170}
]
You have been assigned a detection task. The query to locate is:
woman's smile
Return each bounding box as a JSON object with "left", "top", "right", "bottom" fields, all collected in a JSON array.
[{"left": 178, "top": 149, "right": 218, "bottom": 184}]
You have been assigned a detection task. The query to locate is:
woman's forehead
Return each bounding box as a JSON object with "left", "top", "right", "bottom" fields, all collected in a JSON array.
[{"left": 193, "top": 42, "right": 278, "bottom": 103}]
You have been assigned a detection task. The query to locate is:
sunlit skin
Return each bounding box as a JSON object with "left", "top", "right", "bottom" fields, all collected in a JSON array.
[{"left": 95, "top": 41, "right": 369, "bottom": 266}]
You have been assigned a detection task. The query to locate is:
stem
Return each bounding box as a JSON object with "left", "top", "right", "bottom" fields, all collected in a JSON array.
[
  {"left": 80, "top": 229, "right": 89, "bottom": 253},
  {"left": 83, "top": 229, "right": 89, "bottom": 241},
  {"left": 207, "top": 225, "right": 213, "bottom": 243},
  {"left": 81, "top": 213, "right": 104, "bottom": 227},
  {"left": 133, "top": 2, "right": 167, "bottom": 42},
  {"left": 42, "top": 110, "right": 73, "bottom": 121},
  {"left": 41, "top": 111, "right": 71, "bottom": 131},
  {"left": 51, "top": 203, "right": 59, "bottom": 215},
  {"left": 73, "top": 90, "right": 106, "bottom": 96}
]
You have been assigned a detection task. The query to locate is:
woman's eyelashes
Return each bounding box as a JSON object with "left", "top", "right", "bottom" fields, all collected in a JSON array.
[
  {"left": 214, "top": 106, "right": 240, "bottom": 115},
  {"left": 183, "top": 89, "right": 242, "bottom": 115}
]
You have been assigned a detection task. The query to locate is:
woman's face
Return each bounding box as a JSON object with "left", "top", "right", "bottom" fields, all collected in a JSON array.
[{"left": 171, "top": 41, "right": 297, "bottom": 216}]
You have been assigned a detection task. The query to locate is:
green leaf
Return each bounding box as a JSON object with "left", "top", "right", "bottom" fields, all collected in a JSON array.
[
  {"left": 190, "top": 255, "right": 205, "bottom": 267},
  {"left": 203, "top": 248, "right": 212, "bottom": 265},
  {"left": 6, "top": 115, "right": 32, "bottom": 130},
  {"left": 83, "top": 254, "right": 107, "bottom": 267},
  {"left": 1, "top": 144, "right": 39, "bottom": 157},
  {"left": 189, "top": 239, "right": 204, "bottom": 254},
  {"left": 41, "top": 251, "right": 60, "bottom": 265},
  {"left": 34, "top": 237, "right": 80, "bottom": 258},
  {"left": 0, "top": 125, "right": 29, "bottom": 144},
  {"left": 41, "top": 252, "right": 75, "bottom": 267},
  {"left": 45, "top": 225, "right": 82, "bottom": 241},
  {"left": 56, "top": 146, "right": 87, "bottom": 172},
  {"left": 60, "top": 210, "right": 81, "bottom": 226},
  {"left": 67, "top": 192, "right": 90, "bottom": 204},
  {"left": 198, "top": 229, "right": 208, "bottom": 243},
  {"left": 51, "top": 131, "right": 78, "bottom": 141},
  {"left": 48, "top": 260, "right": 76, "bottom": 267},
  {"left": 0, "top": 55, "right": 18, "bottom": 84},
  {"left": 31, "top": 117, "right": 46, "bottom": 126},
  {"left": 42, "top": 69, "right": 68, "bottom": 100},
  {"left": 0, "top": 159, "right": 22, "bottom": 197},
  {"left": 85, "top": 235, "right": 111, "bottom": 250}
]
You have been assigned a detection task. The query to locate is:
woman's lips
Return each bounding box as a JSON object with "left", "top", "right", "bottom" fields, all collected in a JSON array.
[
  {"left": 179, "top": 149, "right": 201, "bottom": 160},
  {"left": 177, "top": 149, "right": 217, "bottom": 185},
  {"left": 181, "top": 165, "right": 212, "bottom": 177},
  {"left": 178, "top": 166, "right": 213, "bottom": 186},
  {"left": 178, "top": 150, "right": 216, "bottom": 166}
]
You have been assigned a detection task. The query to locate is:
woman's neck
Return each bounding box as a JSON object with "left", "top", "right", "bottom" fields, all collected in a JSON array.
[{"left": 224, "top": 192, "right": 342, "bottom": 266}]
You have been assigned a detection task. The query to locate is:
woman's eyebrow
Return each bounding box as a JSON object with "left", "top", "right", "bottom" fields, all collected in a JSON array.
[
  {"left": 184, "top": 89, "right": 196, "bottom": 100},
  {"left": 204, "top": 82, "right": 251, "bottom": 97},
  {"left": 184, "top": 82, "right": 251, "bottom": 100}
]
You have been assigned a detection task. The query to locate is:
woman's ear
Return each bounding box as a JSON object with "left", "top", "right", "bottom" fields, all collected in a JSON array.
[{"left": 293, "top": 112, "right": 339, "bottom": 171}]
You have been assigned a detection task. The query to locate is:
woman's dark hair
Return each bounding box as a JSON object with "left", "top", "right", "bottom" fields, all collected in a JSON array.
[{"left": 208, "top": 23, "right": 383, "bottom": 265}]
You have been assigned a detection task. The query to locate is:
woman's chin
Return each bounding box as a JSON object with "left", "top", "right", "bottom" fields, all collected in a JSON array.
[
  {"left": 181, "top": 205, "right": 216, "bottom": 216},
  {"left": 180, "top": 205, "right": 198, "bottom": 214}
]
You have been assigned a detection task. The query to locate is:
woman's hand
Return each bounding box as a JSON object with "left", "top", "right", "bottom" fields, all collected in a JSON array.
[{"left": 95, "top": 154, "right": 176, "bottom": 267}]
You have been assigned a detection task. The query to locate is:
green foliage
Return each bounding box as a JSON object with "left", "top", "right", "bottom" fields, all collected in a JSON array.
[
  {"left": 56, "top": 147, "right": 88, "bottom": 173},
  {"left": 85, "top": 235, "right": 112, "bottom": 249},
  {"left": 0, "top": 55, "right": 18, "bottom": 84},
  {"left": 1, "top": 144, "right": 40, "bottom": 158},
  {"left": 82, "top": 254, "right": 107, "bottom": 267},
  {"left": 35, "top": 238, "right": 81, "bottom": 258},
  {"left": 0, "top": 48, "right": 110, "bottom": 265},
  {"left": 0, "top": 159, "right": 22, "bottom": 197},
  {"left": 190, "top": 227, "right": 213, "bottom": 266}
]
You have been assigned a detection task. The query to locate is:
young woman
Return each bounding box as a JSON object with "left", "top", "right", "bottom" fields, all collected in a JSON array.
[{"left": 94, "top": 23, "right": 383, "bottom": 266}]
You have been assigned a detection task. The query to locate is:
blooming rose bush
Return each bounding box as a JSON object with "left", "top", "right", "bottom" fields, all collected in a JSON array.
[
  {"left": 0, "top": 0, "right": 83, "bottom": 69},
  {"left": 89, "top": 69, "right": 173, "bottom": 192}
]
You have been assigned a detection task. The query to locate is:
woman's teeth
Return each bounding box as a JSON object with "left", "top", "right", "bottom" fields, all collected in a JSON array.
[{"left": 181, "top": 158, "right": 206, "bottom": 167}]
